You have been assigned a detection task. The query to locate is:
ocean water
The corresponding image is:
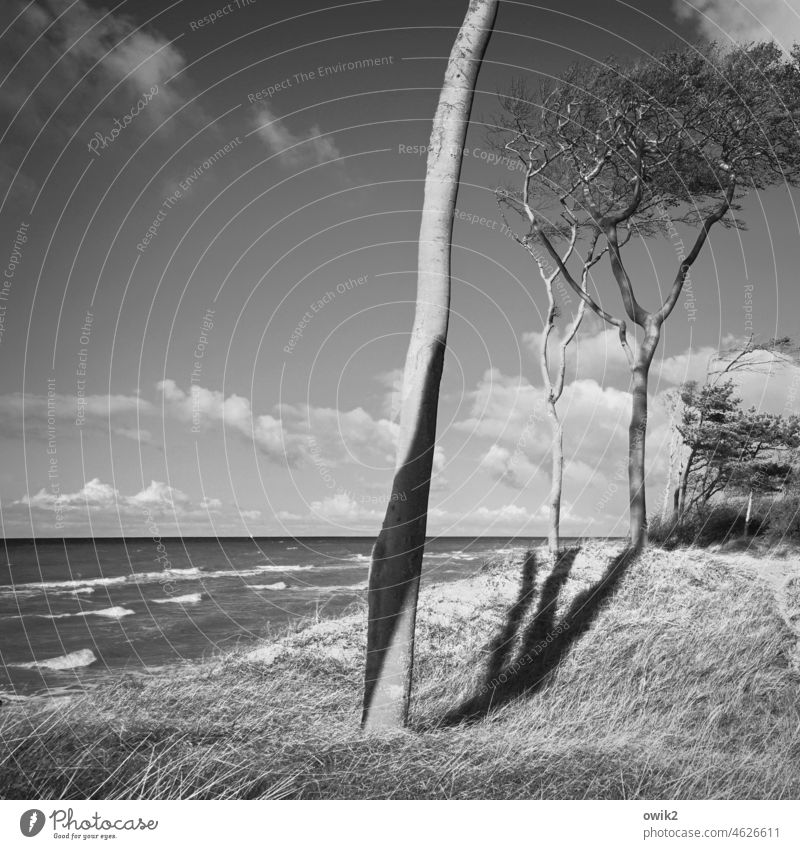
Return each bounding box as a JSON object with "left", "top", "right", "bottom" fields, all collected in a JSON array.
[{"left": 0, "top": 536, "right": 544, "bottom": 699}]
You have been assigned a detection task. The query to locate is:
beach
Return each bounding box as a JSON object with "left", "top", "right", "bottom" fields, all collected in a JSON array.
[
  {"left": 0, "top": 536, "right": 552, "bottom": 698},
  {"left": 2, "top": 541, "right": 798, "bottom": 799}
]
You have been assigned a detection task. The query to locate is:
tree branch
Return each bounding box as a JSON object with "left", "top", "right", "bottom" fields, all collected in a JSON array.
[
  {"left": 605, "top": 223, "right": 650, "bottom": 328},
  {"left": 532, "top": 222, "right": 635, "bottom": 370},
  {"left": 604, "top": 138, "right": 645, "bottom": 227},
  {"left": 655, "top": 180, "right": 736, "bottom": 325}
]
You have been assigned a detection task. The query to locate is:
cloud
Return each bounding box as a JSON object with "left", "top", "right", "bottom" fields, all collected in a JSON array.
[
  {"left": 522, "top": 314, "right": 723, "bottom": 392},
  {"left": 673, "top": 0, "right": 800, "bottom": 52},
  {"left": 251, "top": 102, "right": 341, "bottom": 167},
  {"left": 127, "top": 479, "right": 191, "bottom": 510},
  {"left": 0, "top": 390, "right": 153, "bottom": 442},
  {"left": 480, "top": 443, "right": 541, "bottom": 489},
  {"left": 159, "top": 379, "right": 297, "bottom": 463},
  {"left": 523, "top": 318, "right": 632, "bottom": 388},
  {"left": 16, "top": 477, "right": 193, "bottom": 516},
  {"left": 309, "top": 491, "right": 381, "bottom": 524},
  {"left": 20, "top": 477, "right": 118, "bottom": 511},
  {"left": 160, "top": 379, "right": 401, "bottom": 469},
  {"left": 455, "top": 341, "right": 800, "bottom": 532},
  {"left": 301, "top": 491, "right": 536, "bottom": 535},
  {"left": 8, "top": 477, "right": 256, "bottom": 535},
  {"left": 454, "top": 366, "right": 631, "bottom": 452},
  {"left": 287, "top": 403, "right": 399, "bottom": 466},
  {"left": 452, "top": 368, "right": 653, "bottom": 528},
  {"left": 112, "top": 426, "right": 155, "bottom": 444},
  {"left": 0, "top": 0, "right": 204, "bottom": 201}
]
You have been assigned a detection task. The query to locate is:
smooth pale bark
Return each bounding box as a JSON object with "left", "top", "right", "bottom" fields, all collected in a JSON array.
[
  {"left": 537, "top": 283, "right": 562, "bottom": 558},
  {"left": 362, "top": 0, "right": 498, "bottom": 731},
  {"left": 628, "top": 324, "right": 660, "bottom": 550},
  {"left": 661, "top": 396, "right": 681, "bottom": 522},
  {"left": 540, "top": 288, "right": 585, "bottom": 558},
  {"left": 518, "top": 223, "right": 586, "bottom": 558},
  {"left": 628, "top": 365, "right": 649, "bottom": 549},
  {"left": 546, "top": 403, "right": 564, "bottom": 554}
]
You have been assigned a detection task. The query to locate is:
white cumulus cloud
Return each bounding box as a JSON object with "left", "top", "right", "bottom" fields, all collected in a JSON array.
[{"left": 674, "top": 0, "right": 800, "bottom": 52}]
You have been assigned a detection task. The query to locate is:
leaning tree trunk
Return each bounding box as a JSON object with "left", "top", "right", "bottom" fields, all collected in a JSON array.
[{"left": 362, "top": 0, "right": 499, "bottom": 731}]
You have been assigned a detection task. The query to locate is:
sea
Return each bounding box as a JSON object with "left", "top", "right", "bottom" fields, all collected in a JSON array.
[{"left": 0, "top": 536, "right": 547, "bottom": 700}]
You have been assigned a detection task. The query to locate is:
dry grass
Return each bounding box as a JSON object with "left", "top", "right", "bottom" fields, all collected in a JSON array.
[{"left": 1, "top": 544, "right": 799, "bottom": 799}]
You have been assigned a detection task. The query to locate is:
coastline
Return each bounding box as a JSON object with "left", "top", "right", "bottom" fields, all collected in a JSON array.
[{"left": 2, "top": 541, "right": 799, "bottom": 799}]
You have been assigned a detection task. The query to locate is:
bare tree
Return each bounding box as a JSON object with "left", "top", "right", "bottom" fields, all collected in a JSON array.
[
  {"left": 495, "top": 44, "right": 800, "bottom": 549},
  {"left": 362, "top": 0, "right": 499, "bottom": 731},
  {"left": 499, "top": 197, "right": 611, "bottom": 556}
]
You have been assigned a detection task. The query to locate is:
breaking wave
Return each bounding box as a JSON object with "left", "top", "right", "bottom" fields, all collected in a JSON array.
[
  {"left": 11, "top": 648, "right": 98, "bottom": 670},
  {"left": 42, "top": 606, "right": 135, "bottom": 620},
  {"left": 152, "top": 593, "right": 204, "bottom": 605},
  {"left": 0, "top": 564, "right": 315, "bottom": 596}
]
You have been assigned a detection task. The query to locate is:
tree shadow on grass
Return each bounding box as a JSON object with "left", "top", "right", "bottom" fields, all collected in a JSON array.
[{"left": 440, "top": 545, "right": 639, "bottom": 726}]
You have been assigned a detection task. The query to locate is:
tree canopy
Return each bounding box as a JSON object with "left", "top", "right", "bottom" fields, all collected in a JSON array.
[
  {"left": 678, "top": 379, "right": 800, "bottom": 511},
  {"left": 497, "top": 41, "right": 800, "bottom": 245}
]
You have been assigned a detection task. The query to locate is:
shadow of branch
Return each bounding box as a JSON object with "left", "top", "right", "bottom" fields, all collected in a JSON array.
[{"left": 440, "top": 545, "right": 639, "bottom": 726}]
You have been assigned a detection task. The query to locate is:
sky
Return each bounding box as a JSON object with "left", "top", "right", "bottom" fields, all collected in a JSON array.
[{"left": 1, "top": 0, "right": 800, "bottom": 538}]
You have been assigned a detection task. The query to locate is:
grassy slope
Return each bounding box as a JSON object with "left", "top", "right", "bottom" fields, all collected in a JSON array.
[{"left": 1, "top": 543, "right": 799, "bottom": 800}]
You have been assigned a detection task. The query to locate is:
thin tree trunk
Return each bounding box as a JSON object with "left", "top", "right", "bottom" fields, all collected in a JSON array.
[
  {"left": 628, "top": 328, "right": 659, "bottom": 550},
  {"left": 675, "top": 448, "right": 694, "bottom": 520},
  {"left": 546, "top": 399, "right": 562, "bottom": 556},
  {"left": 362, "top": 0, "right": 498, "bottom": 731},
  {"left": 745, "top": 490, "right": 753, "bottom": 534},
  {"left": 532, "top": 233, "right": 583, "bottom": 559},
  {"left": 629, "top": 363, "right": 649, "bottom": 549},
  {"left": 662, "top": 396, "right": 681, "bottom": 522}
]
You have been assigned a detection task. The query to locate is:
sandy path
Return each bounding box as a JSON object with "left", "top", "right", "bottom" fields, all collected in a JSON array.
[{"left": 753, "top": 554, "right": 800, "bottom": 673}]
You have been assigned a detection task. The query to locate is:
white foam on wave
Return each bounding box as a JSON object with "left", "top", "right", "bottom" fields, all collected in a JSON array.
[
  {"left": 247, "top": 579, "right": 367, "bottom": 593},
  {"left": 0, "top": 564, "right": 316, "bottom": 597},
  {"left": 92, "top": 606, "right": 135, "bottom": 618},
  {"left": 187, "top": 565, "right": 314, "bottom": 581},
  {"left": 347, "top": 554, "right": 371, "bottom": 563},
  {"left": 42, "top": 606, "right": 135, "bottom": 620},
  {"left": 152, "top": 593, "right": 203, "bottom": 605},
  {"left": 11, "top": 648, "right": 97, "bottom": 670},
  {"left": 1, "top": 567, "right": 202, "bottom": 595}
]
